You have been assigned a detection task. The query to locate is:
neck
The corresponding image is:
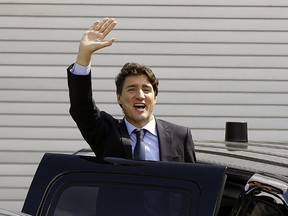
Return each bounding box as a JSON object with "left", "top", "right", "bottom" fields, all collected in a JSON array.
[{"left": 125, "top": 116, "right": 154, "bottom": 129}]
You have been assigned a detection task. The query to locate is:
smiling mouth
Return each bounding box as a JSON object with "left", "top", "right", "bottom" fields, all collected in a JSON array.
[{"left": 134, "top": 103, "right": 146, "bottom": 110}]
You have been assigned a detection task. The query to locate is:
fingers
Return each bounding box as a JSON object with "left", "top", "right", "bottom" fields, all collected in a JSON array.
[
  {"left": 92, "top": 18, "right": 108, "bottom": 31},
  {"left": 99, "top": 18, "right": 117, "bottom": 33},
  {"left": 89, "top": 18, "right": 117, "bottom": 35},
  {"left": 102, "top": 19, "right": 117, "bottom": 38},
  {"left": 101, "top": 38, "right": 116, "bottom": 48},
  {"left": 97, "top": 17, "right": 110, "bottom": 31},
  {"left": 88, "top": 20, "right": 100, "bottom": 31}
]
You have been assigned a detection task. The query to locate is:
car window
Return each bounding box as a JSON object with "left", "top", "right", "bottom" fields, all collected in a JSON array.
[
  {"left": 49, "top": 183, "right": 191, "bottom": 216},
  {"left": 243, "top": 198, "right": 284, "bottom": 216},
  {"left": 52, "top": 186, "right": 98, "bottom": 216}
]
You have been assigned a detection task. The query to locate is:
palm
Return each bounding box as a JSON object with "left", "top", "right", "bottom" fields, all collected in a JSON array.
[{"left": 82, "top": 30, "right": 106, "bottom": 51}]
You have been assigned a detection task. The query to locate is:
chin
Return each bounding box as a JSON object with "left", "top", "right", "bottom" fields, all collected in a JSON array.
[{"left": 133, "top": 114, "right": 149, "bottom": 122}]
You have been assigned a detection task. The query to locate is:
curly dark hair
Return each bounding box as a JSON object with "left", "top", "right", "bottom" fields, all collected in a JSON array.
[{"left": 115, "top": 62, "right": 159, "bottom": 96}]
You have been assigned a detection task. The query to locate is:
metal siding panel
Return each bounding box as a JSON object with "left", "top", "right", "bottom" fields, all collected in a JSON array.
[{"left": 0, "top": 0, "right": 288, "bottom": 211}]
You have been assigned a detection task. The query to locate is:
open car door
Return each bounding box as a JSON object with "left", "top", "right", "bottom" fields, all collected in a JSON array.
[{"left": 23, "top": 153, "right": 227, "bottom": 216}]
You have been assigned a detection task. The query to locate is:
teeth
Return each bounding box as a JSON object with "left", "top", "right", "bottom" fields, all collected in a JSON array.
[{"left": 134, "top": 103, "right": 145, "bottom": 108}]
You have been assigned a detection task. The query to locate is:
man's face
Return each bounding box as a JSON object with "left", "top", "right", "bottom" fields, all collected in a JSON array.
[{"left": 117, "top": 75, "right": 157, "bottom": 128}]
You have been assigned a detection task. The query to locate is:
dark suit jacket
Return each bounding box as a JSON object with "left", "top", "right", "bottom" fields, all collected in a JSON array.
[{"left": 67, "top": 65, "right": 196, "bottom": 163}]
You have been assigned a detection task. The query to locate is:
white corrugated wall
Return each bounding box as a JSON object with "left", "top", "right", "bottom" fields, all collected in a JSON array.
[{"left": 0, "top": 0, "right": 288, "bottom": 211}]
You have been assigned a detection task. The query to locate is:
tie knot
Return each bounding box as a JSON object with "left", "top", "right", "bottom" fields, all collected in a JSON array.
[{"left": 133, "top": 129, "right": 145, "bottom": 140}]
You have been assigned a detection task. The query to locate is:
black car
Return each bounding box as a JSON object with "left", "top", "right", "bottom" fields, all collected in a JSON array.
[
  {"left": 1, "top": 123, "right": 288, "bottom": 216},
  {"left": 196, "top": 139, "right": 288, "bottom": 215}
]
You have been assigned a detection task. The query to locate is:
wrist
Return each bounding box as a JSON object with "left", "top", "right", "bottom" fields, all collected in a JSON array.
[{"left": 76, "top": 51, "right": 92, "bottom": 66}]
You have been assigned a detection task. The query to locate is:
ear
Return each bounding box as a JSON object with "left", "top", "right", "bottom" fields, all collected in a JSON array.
[
  {"left": 154, "top": 95, "right": 157, "bottom": 104},
  {"left": 117, "top": 94, "right": 121, "bottom": 106}
]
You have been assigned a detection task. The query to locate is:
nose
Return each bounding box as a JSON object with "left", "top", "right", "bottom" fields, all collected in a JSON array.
[{"left": 136, "top": 89, "right": 145, "bottom": 99}]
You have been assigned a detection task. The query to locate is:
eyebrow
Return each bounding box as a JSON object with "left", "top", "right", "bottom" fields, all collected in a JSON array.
[
  {"left": 126, "top": 84, "right": 137, "bottom": 89},
  {"left": 126, "top": 83, "right": 152, "bottom": 89}
]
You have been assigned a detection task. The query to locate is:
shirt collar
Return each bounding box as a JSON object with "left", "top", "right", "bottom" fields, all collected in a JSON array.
[{"left": 125, "top": 117, "right": 157, "bottom": 136}]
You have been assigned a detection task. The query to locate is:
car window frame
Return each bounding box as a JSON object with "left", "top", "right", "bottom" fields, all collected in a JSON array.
[{"left": 40, "top": 172, "right": 200, "bottom": 216}]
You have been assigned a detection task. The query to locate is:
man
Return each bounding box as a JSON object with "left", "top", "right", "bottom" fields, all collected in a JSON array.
[{"left": 67, "top": 18, "right": 196, "bottom": 163}]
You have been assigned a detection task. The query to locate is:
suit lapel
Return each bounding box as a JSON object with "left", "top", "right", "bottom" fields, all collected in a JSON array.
[
  {"left": 117, "top": 119, "right": 133, "bottom": 159},
  {"left": 156, "top": 119, "right": 173, "bottom": 161}
]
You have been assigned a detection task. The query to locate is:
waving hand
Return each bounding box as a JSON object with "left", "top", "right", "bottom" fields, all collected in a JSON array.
[{"left": 76, "top": 18, "right": 117, "bottom": 66}]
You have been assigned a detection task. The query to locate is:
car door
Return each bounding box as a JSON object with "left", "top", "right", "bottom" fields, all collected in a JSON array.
[
  {"left": 22, "top": 154, "right": 227, "bottom": 216},
  {"left": 231, "top": 173, "right": 288, "bottom": 216}
]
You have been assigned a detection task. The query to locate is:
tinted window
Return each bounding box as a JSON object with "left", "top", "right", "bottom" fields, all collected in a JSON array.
[
  {"left": 243, "top": 199, "right": 284, "bottom": 216},
  {"left": 50, "top": 183, "right": 191, "bottom": 216},
  {"left": 53, "top": 186, "right": 98, "bottom": 216}
]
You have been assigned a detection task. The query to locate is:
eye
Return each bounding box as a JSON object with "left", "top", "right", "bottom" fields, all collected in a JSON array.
[
  {"left": 143, "top": 87, "right": 152, "bottom": 93},
  {"left": 127, "top": 87, "right": 135, "bottom": 92}
]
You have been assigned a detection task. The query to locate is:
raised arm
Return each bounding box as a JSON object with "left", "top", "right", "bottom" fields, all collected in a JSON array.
[{"left": 76, "top": 18, "right": 117, "bottom": 66}]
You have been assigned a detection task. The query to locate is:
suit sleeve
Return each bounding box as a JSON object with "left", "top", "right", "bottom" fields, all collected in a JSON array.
[
  {"left": 67, "top": 64, "right": 106, "bottom": 153},
  {"left": 185, "top": 128, "right": 197, "bottom": 163}
]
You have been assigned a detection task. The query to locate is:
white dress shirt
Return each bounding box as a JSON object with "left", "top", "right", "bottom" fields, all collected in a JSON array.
[
  {"left": 69, "top": 63, "right": 91, "bottom": 75},
  {"left": 125, "top": 118, "right": 160, "bottom": 161}
]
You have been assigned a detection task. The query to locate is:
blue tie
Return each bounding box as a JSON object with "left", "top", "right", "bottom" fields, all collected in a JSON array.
[{"left": 133, "top": 129, "right": 146, "bottom": 160}]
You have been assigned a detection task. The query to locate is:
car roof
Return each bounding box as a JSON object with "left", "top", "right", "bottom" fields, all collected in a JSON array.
[
  {"left": 195, "top": 140, "right": 288, "bottom": 178},
  {"left": 0, "top": 208, "right": 30, "bottom": 216},
  {"left": 75, "top": 140, "right": 288, "bottom": 178}
]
